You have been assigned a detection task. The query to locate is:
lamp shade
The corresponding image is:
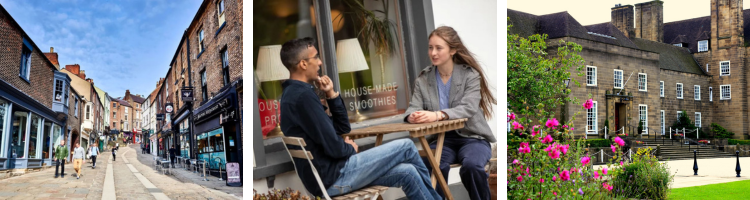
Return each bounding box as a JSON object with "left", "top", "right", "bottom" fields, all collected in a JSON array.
[
  {"left": 336, "top": 38, "right": 369, "bottom": 73},
  {"left": 255, "top": 45, "right": 289, "bottom": 82}
]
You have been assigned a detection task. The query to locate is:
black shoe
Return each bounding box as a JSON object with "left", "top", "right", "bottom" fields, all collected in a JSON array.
[{"left": 54, "top": 175, "right": 58, "bottom": 178}]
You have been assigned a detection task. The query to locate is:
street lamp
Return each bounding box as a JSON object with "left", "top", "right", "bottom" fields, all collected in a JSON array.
[{"left": 563, "top": 78, "right": 571, "bottom": 89}]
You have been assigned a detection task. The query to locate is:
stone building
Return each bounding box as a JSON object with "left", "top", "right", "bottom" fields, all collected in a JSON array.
[{"left": 508, "top": 0, "right": 750, "bottom": 139}]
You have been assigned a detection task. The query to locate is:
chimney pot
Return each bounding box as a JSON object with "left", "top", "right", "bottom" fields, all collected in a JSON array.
[{"left": 50, "top": 47, "right": 54, "bottom": 52}]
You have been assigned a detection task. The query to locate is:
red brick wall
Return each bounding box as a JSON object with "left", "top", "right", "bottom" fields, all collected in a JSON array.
[
  {"left": 188, "top": 0, "right": 243, "bottom": 107},
  {"left": 0, "top": 11, "right": 56, "bottom": 109}
]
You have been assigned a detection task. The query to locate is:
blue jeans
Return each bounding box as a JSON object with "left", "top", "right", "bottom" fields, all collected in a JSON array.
[
  {"left": 423, "top": 131, "right": 492, "bottom": 200},
  {"left": 326, "top": 138, "right": 442, "bottom": 200}
]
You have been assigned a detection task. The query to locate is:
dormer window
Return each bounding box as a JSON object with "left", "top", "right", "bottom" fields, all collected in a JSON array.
[{"left": 698, "top": 40, "right": 709, "bottom": 52}]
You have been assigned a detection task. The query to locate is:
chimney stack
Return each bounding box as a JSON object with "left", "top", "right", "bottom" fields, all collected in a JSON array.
[
  {"left": 86, "top": 78, "right": 94, "bottom": 84},
  {"left": 635, "top": 1, "right": 664, "bottom": 42},
  {"left": 126, "top": 90, "right": 131, "bottom": 98},
  {"left": 611, "top": 4, "right": 635, "bottom": 38},
  {"left": 65, "top": 64, "right": 80, "bottom": 75},
  {"left": 79, "top": 70, "right": 86, "bottom": 79}
]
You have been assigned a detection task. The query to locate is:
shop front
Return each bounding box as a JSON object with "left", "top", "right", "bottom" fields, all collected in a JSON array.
[
  {"left": 0, "top": 86, "right": 65, "bottom": 171},
  {"left": 173, "top": 107, "right": 191, "bottom": 161},
  {"left": 193, "top": 81, "right": 242, "bottom": 187}
]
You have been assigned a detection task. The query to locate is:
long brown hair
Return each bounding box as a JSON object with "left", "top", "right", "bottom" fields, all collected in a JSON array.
[{"left": 429, "top": 26, "right": 496, "bottom": 119}]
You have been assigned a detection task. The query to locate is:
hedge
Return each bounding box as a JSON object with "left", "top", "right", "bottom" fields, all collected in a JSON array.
[
  {"left": 586, "top": 139, "right": 612, "bottom": 147},
  {"left": 729, "top": 139, "right": 750, "bottom": 145}
]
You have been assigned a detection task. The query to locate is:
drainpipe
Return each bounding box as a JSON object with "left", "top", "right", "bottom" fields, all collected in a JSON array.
[{"left": 186, "top": 30, "right": 195, "bottom": 160}]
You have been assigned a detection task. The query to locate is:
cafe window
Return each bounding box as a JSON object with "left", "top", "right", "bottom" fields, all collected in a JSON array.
[
  {"left": 28, "top": 114, "right": 42, "bottom": 159},
  {"left": 51, "top": 124, "right": 62, "bottom": 159},
  {"left": 43, "top": 120, "right": 51, "bottom": 159},
  {"left": 12, "top": 111, "right": 29, "bottom": 158},
  {"left": 0, "top": 99, "right": 9, "bottom": 157},
  {"left": 197, "top": 128, "right": 225, "bottom": 170},
  {"left": 254, "top": 0, "right": 409, "bottom": 139}
]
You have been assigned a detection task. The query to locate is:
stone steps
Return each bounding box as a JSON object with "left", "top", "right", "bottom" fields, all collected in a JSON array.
[{"left": 632, "top": 138, "right": 736, "bottom": 160}]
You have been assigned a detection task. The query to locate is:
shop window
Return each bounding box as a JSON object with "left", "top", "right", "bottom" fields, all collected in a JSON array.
[
  {"left": 0, "top": 99, "right": 8, "bottom": 156},
  {"left": 43, "top": 121, "right": 52, "bottom": 159},
  {"left": 12, "top": 111, "right": 29, "bottom": 158},
  {"left": 254, "top": 0, "right": 409, "bottom": 139}
]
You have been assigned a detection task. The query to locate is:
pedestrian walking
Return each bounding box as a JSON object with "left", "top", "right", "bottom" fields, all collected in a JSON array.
[
  {"left": 169, "top": 145, "right": 177, "bottom": 168},
  {"left": 54, "top": 140, "right": 68, "bottom": 178},
  {"left": 72, "top": 143, "right": 85, "bottom": 179},
  {"left": 112, "top": 143, "right": 119, "bottom": 161},
  {"left": 89, "top": 144, "right": 99, "bottom": 169}
]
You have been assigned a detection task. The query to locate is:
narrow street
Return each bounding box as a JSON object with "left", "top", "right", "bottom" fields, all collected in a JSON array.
[{"left": 0, "top": 145, "right": 239, "bottom": 200}]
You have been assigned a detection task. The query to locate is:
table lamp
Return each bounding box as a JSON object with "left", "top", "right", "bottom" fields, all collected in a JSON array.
[
  {"left": 336, "top": 38, "right": 370, "bottom": 122},
  {"left": 255, "top": 45, "right": 288, "bottom": 137}
]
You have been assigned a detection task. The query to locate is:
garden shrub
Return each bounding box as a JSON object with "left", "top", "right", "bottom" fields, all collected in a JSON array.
[
  {"left": 610, "top": 147, "right": 674, "bottom": 199},
  {"left": 729, "top": 139, "right": 750, "bottom": 145},
  {"left": 711, "top": 123, "right": 735, "bottom": 139},
  {"left": 585, "top": 139, "right": 612, "bottom": 147}
]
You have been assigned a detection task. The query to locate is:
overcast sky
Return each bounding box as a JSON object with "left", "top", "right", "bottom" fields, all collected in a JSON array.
[
  {"left": 508, "top": 0, "right": 750, "bottom": 26},
  {"left": 0, "top": 0, "right": 202, "bottom": 98}
]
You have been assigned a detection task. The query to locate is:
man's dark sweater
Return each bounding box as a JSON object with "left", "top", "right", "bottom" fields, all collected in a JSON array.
[{"left": 280, "top": 79, "right": 355, "bottom": 197}]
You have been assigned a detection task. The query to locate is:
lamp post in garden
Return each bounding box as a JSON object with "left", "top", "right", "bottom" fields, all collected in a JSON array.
[{"left": 561, "top": 78, "right": 572, "bottom": 134}]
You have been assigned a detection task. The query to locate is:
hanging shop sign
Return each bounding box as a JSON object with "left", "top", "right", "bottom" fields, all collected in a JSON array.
[
  {"left": 181, "top": 87, "right": 194, "bottom": 102},
  {"left": 165, "top": 103, "right": 174, "bottom": 114}
]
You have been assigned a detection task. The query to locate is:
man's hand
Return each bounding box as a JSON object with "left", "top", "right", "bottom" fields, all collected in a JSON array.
[
  {"left": 344, "top": 136, "right": 358, "bottom": 153},
  {"left": 316, "top": 75, "right": 337, "bottom": 98}
]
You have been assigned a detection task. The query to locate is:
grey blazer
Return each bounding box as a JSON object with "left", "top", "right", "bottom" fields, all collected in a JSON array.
[{"left": 404, "top": 64, "right": 496, "bottom": 143}]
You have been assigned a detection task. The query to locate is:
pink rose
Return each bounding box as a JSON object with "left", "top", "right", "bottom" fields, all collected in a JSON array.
[
  {"left": 611, "top": 144, "right": 617, "bottom": 153},
  {"left": 583, "top": 99, "right": 594, "bottom": 109},
  {"left": 512, "top": 121, "right": 524, "bottom": 130},
  {"left": 560, "top": 170, "right": 570, "bottom": 181},
  {"left": 542, "top": 135, "right": 554, "bottom": 143},
  {"left": 508, "top": 113, "right": 516, "bottom": 122},
  {"left": 545, "top": 118, "right": 560, "bottom": 129},
  {"left": 614, "top": 137, "right": 625, "bottom": 146},
  {"left": 603, "top": 167, "right": 608, "bottom": 175},
  {"left": 581, "top": 156, "right": 590, "bottom": 165}
]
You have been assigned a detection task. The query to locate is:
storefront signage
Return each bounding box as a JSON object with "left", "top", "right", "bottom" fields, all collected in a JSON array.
[
  {"left": 226, "top": 162, "right": 241, "bottom": 183},
  {"left": 341, "top": 82, "right": 398, "bottom": 112},
  {"left": 156, "top": 114, "right": 164, "bottom": 121},
  {"left": 181, "top": 87, "right": 194, "bottom": 102},
  {"left": 194, "top": 97, "right": 233, "bottom": 124},
  {"left": 165, "top": 103, "right": 174, "bottom": 113}
]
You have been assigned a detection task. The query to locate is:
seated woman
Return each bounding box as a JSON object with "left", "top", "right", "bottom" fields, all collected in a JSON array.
[{"left": 405, "top": 26, "right": 496, "bottom": 200}]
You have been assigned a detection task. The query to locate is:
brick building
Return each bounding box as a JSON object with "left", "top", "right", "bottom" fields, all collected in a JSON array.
[
  {"left": 0, "top": 4, "right": 71, "bottom": 173},
  {"left": 508, "top": 0, "right": 750, "bottom": 139},
  {"left": 149, "top": 0, "right": 243, "bottom": 185},
  {"left": 123, "top": 90, "right": 145, "bottom": 143},
  {"left": 109, "top": 97, "right": 133, "bottom": 142}
]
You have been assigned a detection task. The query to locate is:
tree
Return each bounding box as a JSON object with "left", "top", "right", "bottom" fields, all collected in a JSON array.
[
  {"left": 507, "top": 20, "right": 585, "bottom": 125},
  {"left": 671, "top": 111, "right": 698, "bottom": 138}
]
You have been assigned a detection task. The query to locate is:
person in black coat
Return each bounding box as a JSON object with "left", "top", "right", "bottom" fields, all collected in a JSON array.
[{"left": 169, "top": 145, "right": 177, "bottom": 168}]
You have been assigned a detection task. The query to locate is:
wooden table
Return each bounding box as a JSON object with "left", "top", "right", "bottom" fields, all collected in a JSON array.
[{"left": 342, "top": 118, "right": 467, "bottom": 200}]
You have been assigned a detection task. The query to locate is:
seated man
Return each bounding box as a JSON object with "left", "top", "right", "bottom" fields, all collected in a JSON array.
[{"left": 279, "top": 37, "right": 441, "bottom": 200}]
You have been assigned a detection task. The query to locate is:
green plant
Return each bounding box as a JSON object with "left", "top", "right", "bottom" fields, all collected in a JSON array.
[
  {"left": 507, "top": 18, "right": 585, "bottom": 125},
  {"left": 341, "top": 0, "right": 396, "bottom": 84},
  {"left": 586, "top": 139, "right": 613, "bottom": 147},
  {"left": 728, "top": 139, "right": 750, "bottom": 145},
  {"left": 711, "top": 123, "right": 735, "bottom": 139},
  {"left": 671, "top": 111, "right": 698, "bottom": 138},
  {"left": 610, "top": 147, "right": 675, "bottom": 199}
]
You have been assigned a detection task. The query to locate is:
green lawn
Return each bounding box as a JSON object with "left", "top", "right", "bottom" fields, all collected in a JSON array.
[{"left": 669, "top": 179, "right": 750, "bottom": 199}]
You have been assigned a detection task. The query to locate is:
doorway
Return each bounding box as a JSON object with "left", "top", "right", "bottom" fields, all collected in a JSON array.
[{"left": 614, "top": 103, "right": 627, "bottom": 134}]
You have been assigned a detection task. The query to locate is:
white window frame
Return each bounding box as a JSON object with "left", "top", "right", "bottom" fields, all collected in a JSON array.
[
  {"left": 587, "top": 101, "right": 598, "bottom": 135},
  {"left": 660, "top": 81, "right": 664, "bottom": 97},
  {"left": 639, "top": 104, "right": 648, "bottom": 132},
  {"left": 614, "top": 69, "right": 623, "bottom": 89},
  {"left": 638, "top": 73, "right": 647, "bottom": 91},
  {"left": 721, "top": 61, "right": 730, "bottom": 76},
  {"left": 709, "top": 87, "right": 713, "bottom": 101},
  {"left": 694, "top": 85, "right": 701, "bottom": 100},
  {"left": 676, "top": 83, "right": 683, "bottom": 99},
  {"left": 695, "top": 112, "right": 702, "bottom": 128},
  {"left": 677, "top": 111, "right": 683, "bottom": 121},
  {"left": 698, "top": 40, "right": 708, "bottom": 52},
  {"left": 586, "top": 66, "right": 597, "bottom": 86},
  {"left": 706, "top": 63, "right": 709, "bottom": 72},
  {"left": 217, "top": 0, "right": 226, "bottom": 26},
  {"left": 660, "top": 110, "right": 665, "bottom": 135},
  {"left": 673, "top": 43, "right": 682, "bottom": 47},
  {"left": 721, "top": 84, "right": 731, "bottom": 100}
]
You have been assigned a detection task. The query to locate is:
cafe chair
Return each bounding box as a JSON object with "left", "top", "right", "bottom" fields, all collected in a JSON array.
[{"left": 281, "top": 136, "right": 389, "bottom": 200}]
